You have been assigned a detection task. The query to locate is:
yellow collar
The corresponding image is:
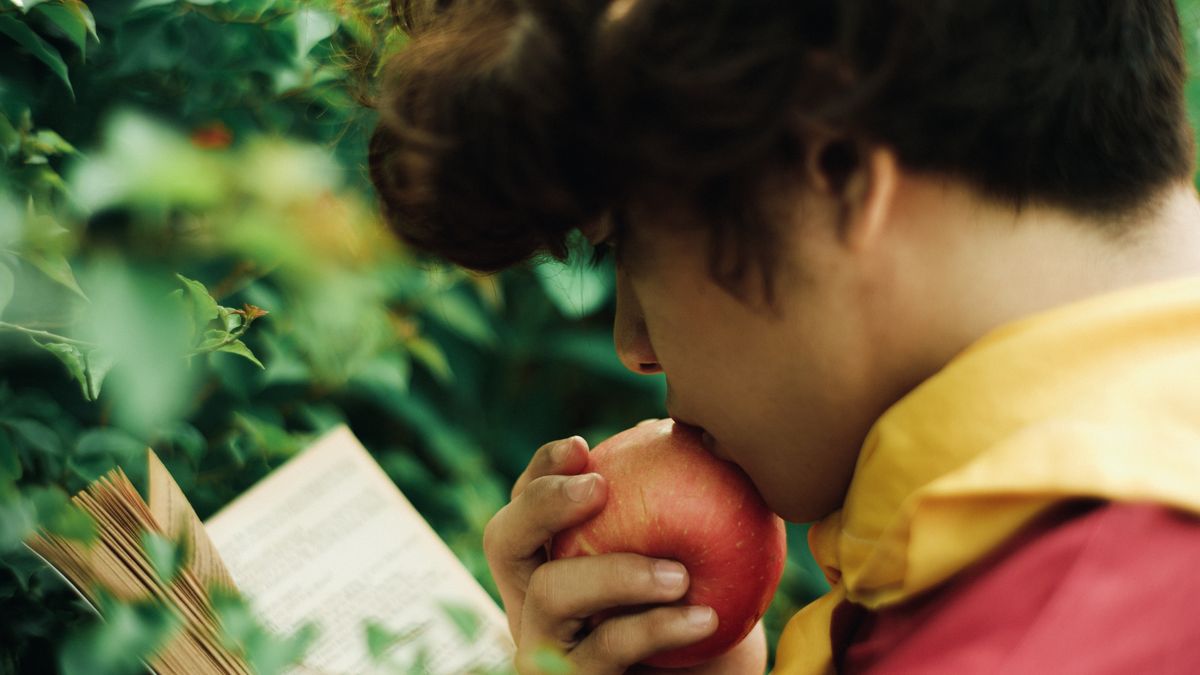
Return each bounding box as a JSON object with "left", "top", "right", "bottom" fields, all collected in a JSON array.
[{"left": 776, "top": 276, "right": 1200, "bottom": 673}]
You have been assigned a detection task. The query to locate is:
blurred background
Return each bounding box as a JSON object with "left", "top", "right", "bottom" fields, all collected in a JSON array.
[{"left": 2, "top": 1, "right": 1200, "bottom": 673}]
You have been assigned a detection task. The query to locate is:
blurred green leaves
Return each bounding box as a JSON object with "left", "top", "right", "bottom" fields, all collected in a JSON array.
[
  {"left": 59, "top": 596, "right": 180, "bottom": 675},
  {"left": 533, "top": 233, "right": 614, "bottom": 320},
  {"left": 0, "top": 0, "right": 699, "bottom": 671},
  {"left": 212, "top": 588, "right": 316, "bottom": 675},
  {"left": 70, "top": 112, "right": 227, "bottom": 212},
  {"left": 34, "top": 341, "right": 110, "bottom": 401},
  {"left": 33, "top": 2, "right": 98, "bottom": 56},
  {"left": 140, "top": 530, "right": 186, "bottom": 585},
  {"left": 0, "top": 13, "right": 72, "bottom": 94}
]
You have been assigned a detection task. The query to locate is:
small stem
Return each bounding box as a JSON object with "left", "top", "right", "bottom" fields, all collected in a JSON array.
[
  {"left": 189, "top": 318, "right": 255, "bottom": 357},
  {"left": 0, "top": 321, "right": 98, "bottom": 348}
]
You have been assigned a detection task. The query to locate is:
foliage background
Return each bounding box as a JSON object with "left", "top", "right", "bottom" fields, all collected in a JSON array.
[{"left": 2, "top": 1, "right": 1200, "bottom": 673}]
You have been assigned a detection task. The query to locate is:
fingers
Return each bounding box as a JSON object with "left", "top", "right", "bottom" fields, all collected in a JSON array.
[
  {"left": 626, "top": 621, "right": 766, "bottom": 675},
  {"left": 568, "top": 605, "right": 717, "bottom": 675},
  {"left": 521, "top": 554, "right": 691, "bottom": 645},
  {"left": 512, "top": 436, "right": 591, "bottom": 500},
  {"left": 487, "top": 473, "right": 608, "bottom": 569},
  {"left": 484, "top": 471, "right": 608, "bottom": 638}
]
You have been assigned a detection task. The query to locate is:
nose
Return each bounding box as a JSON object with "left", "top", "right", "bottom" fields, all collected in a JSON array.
[{"left": 613, "top": 271, "right": 662, "bottom": 375}]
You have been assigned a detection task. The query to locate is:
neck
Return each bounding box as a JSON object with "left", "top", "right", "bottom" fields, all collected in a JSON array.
[{"left": 884, "top": 180, "right": 1200, "bottom": 395}]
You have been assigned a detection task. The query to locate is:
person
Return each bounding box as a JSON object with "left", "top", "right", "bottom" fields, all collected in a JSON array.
[{"left": 369, "top": 0, "right": 1200, "bottom": 672}]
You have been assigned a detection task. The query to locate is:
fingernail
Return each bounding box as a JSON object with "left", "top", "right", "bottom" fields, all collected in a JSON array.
[
  {"left": 552, "top": 437, "right": 579, "bottom": 464},
  {"left": 654, "top": 560, "right": 686, "bottom": 589},
  {"left": 565, "top": 473, "right": 597, "bottom": 502},
  {"left": 685, "top": 606, "right": 714, "bottom": 628}
]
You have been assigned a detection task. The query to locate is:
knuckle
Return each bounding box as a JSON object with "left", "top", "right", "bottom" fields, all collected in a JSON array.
[
  {"left": 537, "top": 437, "right": 563, "bottom": 463},
  {"left": 527, "top": 474, "right": 567, "bottom": 507},
  {"left": 481, "top": 507, "right": 508, "bottom": 559},
  {"left": 480, "top": 504, "right": 513, "bottom": 557},
  {"left": 592, "top": 620, "right": 641, "bottom": 668},
  {"left": 525, "top": 564, "right": 558, "bottom": 612},
  {"left": 532, "top": 438, "right": 566, "bottom": 473},
  {"left": 604, "top": 556, "right": 652, "bottom": 596}
]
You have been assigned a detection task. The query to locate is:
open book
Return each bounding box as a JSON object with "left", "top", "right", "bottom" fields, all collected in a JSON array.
[{"left": 27, "top": 426, "right": 515, "bottom": 674}]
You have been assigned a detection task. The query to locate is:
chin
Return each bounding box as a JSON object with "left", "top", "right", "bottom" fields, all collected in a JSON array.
[{"left": 763, "top": 485, "right": 848, "bottom": 524}]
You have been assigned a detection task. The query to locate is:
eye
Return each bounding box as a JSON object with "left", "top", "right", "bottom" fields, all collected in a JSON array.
[
  {"left": 589, "top": 239, "right": 616, "bottom": 267},
  {"left": 587, "top": 208, "right": 629, "bottom": 268}
]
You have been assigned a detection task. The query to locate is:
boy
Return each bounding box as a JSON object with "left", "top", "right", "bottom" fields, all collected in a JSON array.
[{"left": 370, "top": 0, "right": 1200, "bottom": 672}]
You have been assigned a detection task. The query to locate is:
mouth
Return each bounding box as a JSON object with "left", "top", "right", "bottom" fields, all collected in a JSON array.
[{"left": 669, "top": 415, "right": 723, "bottom": 458}]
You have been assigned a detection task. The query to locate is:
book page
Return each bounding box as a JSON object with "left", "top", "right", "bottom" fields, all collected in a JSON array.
[
  {"left": 147, "top": 449, "right": 237, "bottom": 594},
  {"left": 204, "top": 426, "right": 515, "bottom": 675}
]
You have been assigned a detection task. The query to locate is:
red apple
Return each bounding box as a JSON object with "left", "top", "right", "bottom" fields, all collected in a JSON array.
[{"left": 550, "top": 419, "right": 787, "bottom": 669}]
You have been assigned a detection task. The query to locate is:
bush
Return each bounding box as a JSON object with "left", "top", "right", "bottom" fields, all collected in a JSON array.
[{"left": 7, "top": 1, "right": 1200, "bottom": 673}]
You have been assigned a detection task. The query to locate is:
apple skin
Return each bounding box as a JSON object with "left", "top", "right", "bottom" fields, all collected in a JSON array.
[{"left": 549, "top": 419, "right": 787, "bottom": 669}]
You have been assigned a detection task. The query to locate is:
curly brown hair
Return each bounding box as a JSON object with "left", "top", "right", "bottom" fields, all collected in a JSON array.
[{"left": 369, "top": 0, "right": 1194, "bottom": 294}]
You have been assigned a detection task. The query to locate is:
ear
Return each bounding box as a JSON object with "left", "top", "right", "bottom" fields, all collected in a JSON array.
[{"left": 806, "top": 141, "right": 900, "bottom": 251}]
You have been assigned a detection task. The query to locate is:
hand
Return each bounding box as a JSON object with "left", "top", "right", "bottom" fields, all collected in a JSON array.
[
  {"left": 484, "top": 436, "right": 765, "bottom": 674},
  {"left": 629, "top": 621, "right": 767, "bottom": 675}
]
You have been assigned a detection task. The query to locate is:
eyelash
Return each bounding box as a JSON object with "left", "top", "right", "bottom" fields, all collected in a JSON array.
[
  {"left": 588, "top": 209, "right": 629, "bottom": 268},
  {"left": 589, "top": 239, "right": 616, "bottom": 267}
]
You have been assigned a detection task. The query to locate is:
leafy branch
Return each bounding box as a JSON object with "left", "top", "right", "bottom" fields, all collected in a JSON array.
[
  {"left": 0, "top": 320, "right": 95, "bottom": 347},
  {"left": 175, "top": 275, "right": 269, "bottom": 369}
]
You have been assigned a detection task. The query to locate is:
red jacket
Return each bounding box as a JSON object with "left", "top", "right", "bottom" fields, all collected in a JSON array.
[{"left": 832, "top": 501, "right": 1200, "bottom": 673}]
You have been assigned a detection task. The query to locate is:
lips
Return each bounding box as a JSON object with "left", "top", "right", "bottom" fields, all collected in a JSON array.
[{"left": 669, "top": 415, "right": 723, "bottom": 459}]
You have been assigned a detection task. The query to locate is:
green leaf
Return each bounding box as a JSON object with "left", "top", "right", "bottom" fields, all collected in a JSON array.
[
  {"left": 32, "top": 342, "right": 113, "bottom": 401},
  {"left": 438, "top": 602, "right": 480, "bottom": 641},
  {"left": 0, "top": 261, "right": 14, "bottom": 319},
  {"left": 5, "top": 418, "right": 62, "bottom": 457},
  {"left": 32, "top": 1, "right": 97, "bottom": 55},
  {"left": 217, "top": 305, "right": 242, "bottom": 332},
  {"left": 406, "top": 337, "right": 452, "bottom": 382},
  {"left": 423, "top": 291, "right": 497, "bottom": 347},
  {"left": 29, "top": 487, "right": 95, "bottom": 544},
  {"left": 84, "top": 349, "right": 114, "bottom": 400},
  {"left": 10, "top": 0, "right": 51, "bottom": 13},
  {"left": 293, "top": 9, "right": 338, "bottom": 59},
  {"left": 0, "top": 113, "right": 18, "bottom": 159},
  {"left": 140, "top": 530, "right": 183, "bottom": 584},
  {"left": 0, "top": 15, "right": 72, "bottom": 96},
  {"left": 59, "top": 598, "right": 181, "bottom": 675},
  {"left": 364, "top": 621, "right": 403, "bottom": 662},
  {"left": 211, "top": 588, "right": 258, "bottom": 645},
  {"left": 176, "top": 274, "right": 219, "bottom": 337},
  {"left": 350, "top": 352, "right": 410, "bottom": 398},
  {"left": 213, "top": 589, "right": 316, "bottom": 675},
  {"left": 0, "top": 488, "right": 37, "bottom": 552},
  {"left": 30, "top": 129, "right": 76, "bottom": 156},
  {"left": 21, "top": 249, "right": 88, "bottom": 300},
  {"left": 36, "top": 341, "right": 88, "bottom": 394},
  {"left": 251, "top": 623, "right": 318, "bottom": 675},
  {"left": 260, "top": 332, "right": 310, "bottom": 386},
  {"left": 530, "top": 646, "right": 573, "bottom": 675},
  {"left": 217, "top": 339, "right": 264, "bottom": 369},
  {"left": 130, "top": 0, "right": 176, "bottom": 9},
  {"left": 196, "top": 328, "right": 231, "bottom": 352},
  {"left": 407, "top": 648, "right": 432, "bottom": 674},
  {"left": 72, "top": 427, "right": 144, "bottom": 481},
  {"left": 533, "top": 258, "right": 614, "bottom": 320},
  {"left": 0, "top": 429, "right": 21, "bottom": 481}
]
